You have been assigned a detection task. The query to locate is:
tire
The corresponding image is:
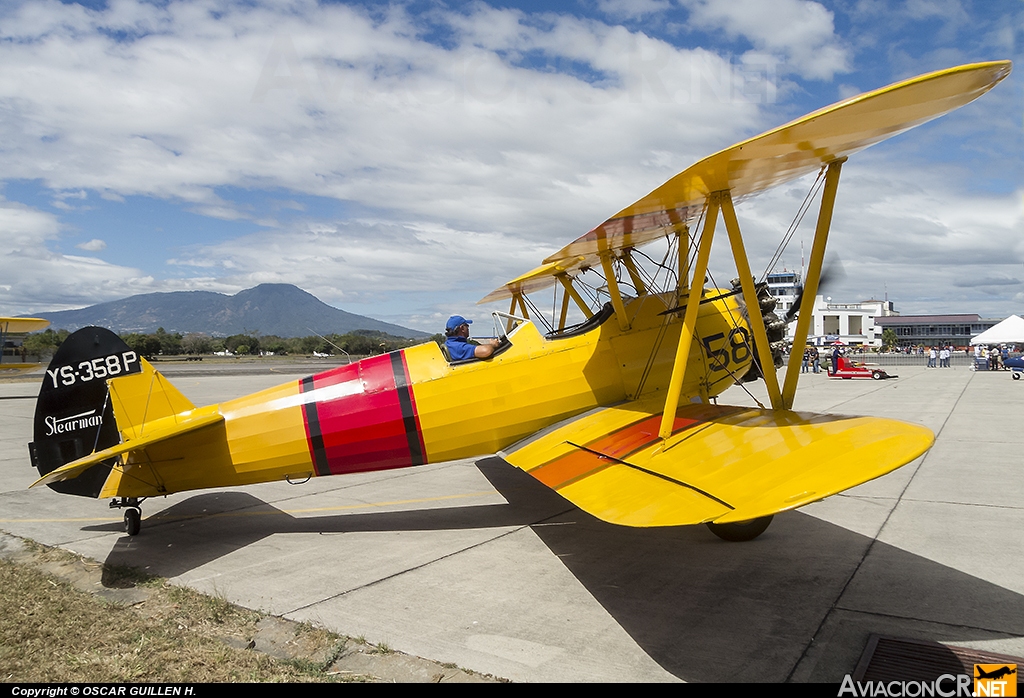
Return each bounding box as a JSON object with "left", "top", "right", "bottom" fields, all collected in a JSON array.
[
  {"left": 872, "top": 370, "right": 883, "bottom": 380},
  {"left": 706, "top": 515, "right": 773, "bottom": 542},
  {"left": 124, "top": 508, "right": 141, "bottom": 536},
  {"left": 1013, "top": 373, "right": 1020, "bottom": 381}
]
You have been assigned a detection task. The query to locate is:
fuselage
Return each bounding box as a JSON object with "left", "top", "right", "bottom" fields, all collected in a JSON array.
[{"left": 100, "top": 289, "right": 753, "bottom": 499}]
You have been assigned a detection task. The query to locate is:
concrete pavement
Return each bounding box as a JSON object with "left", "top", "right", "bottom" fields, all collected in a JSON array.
[{"left": 1, "top": 364, "right": 1021, "bottom": 682}]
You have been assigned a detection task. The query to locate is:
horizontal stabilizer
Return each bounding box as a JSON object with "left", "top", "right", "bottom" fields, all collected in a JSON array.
[
  {"left": 29, "top": 408, "right": 223, "bottom": 488},
  {"left": 500, "top": 400, "right": 933, "bottom": 527}
]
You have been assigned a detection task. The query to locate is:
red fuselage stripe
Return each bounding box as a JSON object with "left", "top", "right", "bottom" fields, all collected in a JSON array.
[{"left": 299, "top": 351, "right": 425, "bottom": 476}]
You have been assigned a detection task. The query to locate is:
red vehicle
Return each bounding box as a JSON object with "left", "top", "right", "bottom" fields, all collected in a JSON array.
[{"left": 828, "top": 355, "right": 894, "bottom": 380}]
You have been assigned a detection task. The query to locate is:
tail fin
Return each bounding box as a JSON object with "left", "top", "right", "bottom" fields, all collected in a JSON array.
[
  {"left": 107, "top": 358, "right": 195, "bottom": 439},
  {"left": 29, "top": 327, "right": 143, "bottom": 497}
]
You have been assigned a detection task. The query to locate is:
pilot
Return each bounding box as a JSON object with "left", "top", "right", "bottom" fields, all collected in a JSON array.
[{"left": 445, "top": 315, "right": 500, "bottom": 361}]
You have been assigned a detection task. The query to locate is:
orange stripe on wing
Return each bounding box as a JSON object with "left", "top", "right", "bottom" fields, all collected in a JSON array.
[{"left": 528, "top": 410, "right": 722, "bottom": 491}]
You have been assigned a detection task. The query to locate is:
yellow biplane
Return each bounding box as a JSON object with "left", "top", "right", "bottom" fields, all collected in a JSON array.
[
  {"left": 29, "top": 61, "right": 1010, "bottom": 540},
  {"left": 1, "top": 317, "right": 50, "bottom": 375}
]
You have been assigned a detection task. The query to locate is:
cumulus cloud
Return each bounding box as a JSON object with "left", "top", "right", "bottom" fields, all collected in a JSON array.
[
  {"left": 0, "top": 199, "right": 152, "bottom": 314},
  {"left": 0, "top": 0, "right": 777, "bottom": 322},
  {"left": 76, "top": 238, "right": 107, "bottom": 251},
  {"left": 0, "top": 1, "right": 771, "bottom": 227},
  {"left": 678, "top": 0, "right": 849, "bottom": 80},
  {"left": 0, "top": 0, "right": 1014, "bottom": 329},
  {"left": 715, "top": 159, "right": 1024, "bottom": 319},
  {"left": 166, "top": 218, "right": 547, "bottom": 329}
]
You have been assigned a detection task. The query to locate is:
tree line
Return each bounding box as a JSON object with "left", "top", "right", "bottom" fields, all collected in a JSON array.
[{"left": 20, "top": 328, "right": 442, "bottom": 360}]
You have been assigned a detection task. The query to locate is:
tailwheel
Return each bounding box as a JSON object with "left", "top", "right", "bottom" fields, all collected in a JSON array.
[
  {"left": 111, "top": 497, "right": 144, "bottom": 536},
  {"left": 706, "top": 515, "right": 773, "bottom": 542},
  {"left": 124, "top": 508, "right": 141, "bottom": 536}
]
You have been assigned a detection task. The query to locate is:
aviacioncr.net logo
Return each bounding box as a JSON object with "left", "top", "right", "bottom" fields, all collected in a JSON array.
[{"left": 839, "top": 673, "right": 973, "bottom": 697}]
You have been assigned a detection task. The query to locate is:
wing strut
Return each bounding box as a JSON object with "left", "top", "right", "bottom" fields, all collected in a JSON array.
[
  {"left": 721, "top": 192, "right": 784, "bottom": 410},
  {"left": 506, "top": 293, "right": 529, "bottom": 333},
  {"left": 781, "top": 158, "right": 845, "bottom": 409},
  {"left": 659, "top": 193, "right": 720, "bottom": 440},
  {"left": 557, "top": 273, "right": 593, "bottom": 319},
  {"left": 620, "top": 249, "right": 648, "bottom": 296},
  {"left": 600, "top": 252, "right": 631, "bottom": 331},
  {"left": 676, "top": 223, "right": 690, "bottom": 303}
]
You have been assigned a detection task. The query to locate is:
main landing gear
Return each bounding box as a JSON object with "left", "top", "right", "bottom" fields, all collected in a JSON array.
[
  {"left": 110, "top": 497, "right": 144, "bottom": 536},
  {"left": 705, "top": 515, "right": 773, "bottom": 542}
]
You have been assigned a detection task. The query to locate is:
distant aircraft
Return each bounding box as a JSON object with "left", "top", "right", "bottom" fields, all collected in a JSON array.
[
  {"left": 0, "top": 318, "right": 50, "bottom": 375},
  {"left": 28, "top": 61, "right": 1011, "bottom": 540}
]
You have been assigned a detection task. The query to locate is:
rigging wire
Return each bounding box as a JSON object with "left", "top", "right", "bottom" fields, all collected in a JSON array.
[
  {"left": 760, "top": 166, "right": 827, "bottom": 282},
  {"left": 703, "top": 266, "right": 767, "bottom": 409},
  {"left": 574, "top": 271, "right": 603, "bottom": 309},
  {"left": 522, "top": 293, "right": 554, "bottom": 333}
]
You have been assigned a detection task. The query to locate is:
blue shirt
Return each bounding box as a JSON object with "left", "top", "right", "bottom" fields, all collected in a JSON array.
[{"left": 445, "top": 336, "right": 477, "bottom": 361}]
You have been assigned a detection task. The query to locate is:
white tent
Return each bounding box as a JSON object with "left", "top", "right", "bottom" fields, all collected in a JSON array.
[{"left": 970, "top": 314, "right": 1024, "bottom": 345}]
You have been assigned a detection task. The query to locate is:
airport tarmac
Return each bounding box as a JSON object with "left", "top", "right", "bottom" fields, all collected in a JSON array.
[{"left": 1, "top": 364, "right": 1022, "bottom": 682}]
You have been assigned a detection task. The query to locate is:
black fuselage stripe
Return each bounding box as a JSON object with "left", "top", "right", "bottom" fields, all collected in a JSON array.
[
  {"left": 390, "top": 352, "right": 425, "bottom": 466},
  {"left": 301, "top": 376, "right": 331, "bottom": 476}
]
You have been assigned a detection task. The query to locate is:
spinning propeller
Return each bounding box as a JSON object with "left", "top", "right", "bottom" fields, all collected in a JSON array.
[{"left": 781, "top": 256, "right": 847, "bottom": 325}]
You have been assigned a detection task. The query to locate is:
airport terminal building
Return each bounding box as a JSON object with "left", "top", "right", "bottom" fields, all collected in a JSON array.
[
  {"left": 872, "top": 314, "right": 1000, "bottom": 348},
  {"left": 766, "top": 272, "right": 1002, "bottom": 348},
  {"left": 767, "top": 271, "right": 897, "bottom": 347}
]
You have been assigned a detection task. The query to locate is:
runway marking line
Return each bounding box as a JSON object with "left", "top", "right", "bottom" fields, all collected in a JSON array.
[{"left": 0, "top": 490, "right": 498, "bottom": 524}]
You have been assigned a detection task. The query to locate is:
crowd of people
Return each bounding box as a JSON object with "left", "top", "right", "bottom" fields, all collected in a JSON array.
[
  {"left": 926, "top": 345, "right": 955, "bottom": 368},
  {"left": 795, "top": 342, "right": 1018, "bottom": 373},
  {"left": 973, "top": 344, "right": 1012, "bottom": 371}
]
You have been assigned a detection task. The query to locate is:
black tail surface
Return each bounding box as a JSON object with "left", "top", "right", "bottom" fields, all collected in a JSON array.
[{"left": 28, "top": 327, "right": 142, "bottom": 497}]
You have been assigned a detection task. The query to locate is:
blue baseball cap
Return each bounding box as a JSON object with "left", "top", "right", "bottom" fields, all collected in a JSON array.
[{"left": 446, "top": 315, "right": 472, "bottom": 331}]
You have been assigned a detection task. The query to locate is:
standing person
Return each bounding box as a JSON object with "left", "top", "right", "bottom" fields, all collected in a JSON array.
[
  {"left": 801, "top": 347, "right": 810, "bottom": 373},
  {"left": 813, "top": 348, "right": 821, "bottom": 374},
  {"left": 928, "top": 347, "right": 937, "bottom": 368},
  {"left": 939, "top": 346, "right": 949, "bottom": 368}
]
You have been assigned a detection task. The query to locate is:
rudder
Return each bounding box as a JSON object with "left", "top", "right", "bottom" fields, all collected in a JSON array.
[{"left": 29, "top": 327, "right": 143, "bottom": 497}]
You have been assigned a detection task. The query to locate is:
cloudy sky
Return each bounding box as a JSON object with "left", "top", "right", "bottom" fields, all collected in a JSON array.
[{"left": 1, "top": 0, "right": 1021, "bottom": 332}]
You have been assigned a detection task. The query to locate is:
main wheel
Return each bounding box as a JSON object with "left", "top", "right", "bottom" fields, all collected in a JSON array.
[
  {"left": 1013, "top": 372, "right": 1020, "bottom": 381},
  {"left": 123, "top": 508, "right": 141, "bottom": 536},
  {"left": 872, "top": 370, "right": 883, "bottom": 380},
  {"left": 706, "top": 515, "right": 773, "bottom": 542}
]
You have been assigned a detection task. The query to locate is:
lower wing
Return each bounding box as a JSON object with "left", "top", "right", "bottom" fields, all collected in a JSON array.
[{"left": 500, "top": 399, "right": 933, "bottom": 526}]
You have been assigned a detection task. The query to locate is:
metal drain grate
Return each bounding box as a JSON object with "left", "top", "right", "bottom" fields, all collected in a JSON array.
[{"left": 853, "top": 635, "right": 1023, "bottom": 683}]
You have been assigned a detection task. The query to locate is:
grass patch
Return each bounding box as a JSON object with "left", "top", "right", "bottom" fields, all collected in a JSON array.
[
  {"left": 0, "top": 556, "right": 359, "bottom": 682},
  {"left": 0, "top": 538, "right": 501, "bottom": 683}
]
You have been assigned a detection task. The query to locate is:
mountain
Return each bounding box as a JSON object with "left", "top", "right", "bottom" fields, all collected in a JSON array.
[{"left": 31, "top": 284, "right": 429, "bottom": 338}]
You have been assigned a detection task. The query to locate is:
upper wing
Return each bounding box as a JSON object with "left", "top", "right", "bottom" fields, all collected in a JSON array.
[
  {"left": 500, "top": 398, "right": 933, "bottom": 526},
  {"left": 478, "top": 257, "right": 588, "bottom": 305},
  {"left": 482, "top": 60, "right": 1010, "bottom": 304},
  {"left": 0, "top": 317, "right": 50, "bottom": 333}
]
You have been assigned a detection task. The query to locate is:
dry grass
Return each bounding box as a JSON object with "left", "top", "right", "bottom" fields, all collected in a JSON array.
[{"left": 0, "top": 550, "right": 360, "bottom": 682}]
